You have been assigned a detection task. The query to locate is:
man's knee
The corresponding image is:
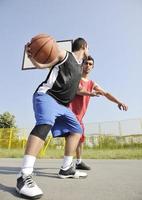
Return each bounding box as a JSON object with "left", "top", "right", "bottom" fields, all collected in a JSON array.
[{"left": 30, "top": 124, "right": 52, "bottom": 141}]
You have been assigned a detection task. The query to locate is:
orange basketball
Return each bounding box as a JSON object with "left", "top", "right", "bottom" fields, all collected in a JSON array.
[{"left": 29, "top": 34, "right": 58, "bottom": 64}]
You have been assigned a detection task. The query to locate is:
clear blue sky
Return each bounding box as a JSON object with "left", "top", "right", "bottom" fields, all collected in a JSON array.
[{"left": 0, "top": 0, "right": 142, "bottom": 129}]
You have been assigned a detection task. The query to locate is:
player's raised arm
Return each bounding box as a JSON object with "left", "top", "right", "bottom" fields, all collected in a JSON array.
[
  {"left": 25, "top": 33, "right": 67, "bottom": 69},
  {"left": 25, "top": 43, "right": 66, "bottom": 69}
]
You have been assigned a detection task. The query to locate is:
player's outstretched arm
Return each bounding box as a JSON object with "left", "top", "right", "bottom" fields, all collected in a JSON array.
[
  {"left": 117, "top": 102, "right": 128, "bottom": 111},
  {"left": 77, "top": 88, "right": 102, "bottom": 97},
  {"left": 94, "top": 84, "right": 128, "bottom": 111},
  {"left": 104, "top": 92, "right": 128, "bottom": 111}
]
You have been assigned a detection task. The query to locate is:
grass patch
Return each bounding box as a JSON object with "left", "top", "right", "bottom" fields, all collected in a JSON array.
[
  {"left": 82, "top": 148, "right": 142, "bottom": 159},
  {"left": 0, "top": 147, "right": 142, "bottom": 159},
  {"left": 0, "top": 148, "right": 25, "bottom": 158}
]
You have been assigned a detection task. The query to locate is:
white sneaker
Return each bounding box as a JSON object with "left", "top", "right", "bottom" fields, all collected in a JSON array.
[
  {"left": 16, "top": 173, "right": 43, "bottom": 199},
  {"left": 73, "top": 170, "right": 88, "bottom": 179},
  {"left": 58, "top": 164, "right": 88, "bottom": 179}
]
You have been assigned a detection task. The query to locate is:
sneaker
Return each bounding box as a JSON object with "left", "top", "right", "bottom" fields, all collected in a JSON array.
[
  {"left": 76, "top": 161, "right": 91, "bottom": 170},
  {"left": 58, "top": 164, "right": 87, "bottom": 179},
  {"left": 16, "top": 173, "right": 43, "bottom": 199}
]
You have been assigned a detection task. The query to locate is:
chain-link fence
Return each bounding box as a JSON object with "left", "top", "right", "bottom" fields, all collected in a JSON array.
[
  {"left": 84, "top": 118, "right": 142, "bottom": 136},
  {"left": 0, "top": 118, "right": 142, "bottom": 154}
]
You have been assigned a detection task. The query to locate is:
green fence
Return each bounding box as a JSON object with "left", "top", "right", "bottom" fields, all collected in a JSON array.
[{"left": 0, "top": 128, "right": 142, "bottom": 153}]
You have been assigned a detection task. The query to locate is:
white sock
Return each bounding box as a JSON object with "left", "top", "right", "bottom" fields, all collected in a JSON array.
[
  {"left": 20, "top": 155, "right": 36, "bottom": 176},
  {"left": 62, "top": 156, "right": 73, "bottom": 170},
  {"left": 76, "top": 158, "right": 82, "bottom": 165}
]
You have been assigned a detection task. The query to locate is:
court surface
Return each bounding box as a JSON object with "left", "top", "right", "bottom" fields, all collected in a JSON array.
[{"left": 0, "top": 159, "right": 142, "bottom": 200}]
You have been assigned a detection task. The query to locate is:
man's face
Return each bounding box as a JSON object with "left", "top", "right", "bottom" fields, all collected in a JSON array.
[{"left": 82, "top": 59, "right": 94, "bottom": 74}]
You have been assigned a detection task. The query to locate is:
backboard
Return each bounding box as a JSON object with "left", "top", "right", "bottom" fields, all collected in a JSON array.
[{"left": 22, "top": 40, "right": 73, "bottom": 70}]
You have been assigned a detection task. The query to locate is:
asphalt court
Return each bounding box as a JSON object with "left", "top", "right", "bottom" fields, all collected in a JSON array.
[{"left": 0, "top": 159, "right": 142, "bottom": 200}]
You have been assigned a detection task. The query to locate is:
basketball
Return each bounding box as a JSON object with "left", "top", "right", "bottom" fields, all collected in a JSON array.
[{"left": 28, "top": 34, "right": 58, "bottom": 64}]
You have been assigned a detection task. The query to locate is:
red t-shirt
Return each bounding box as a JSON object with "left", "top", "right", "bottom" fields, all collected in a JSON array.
[{"left": 69, "top": 79, "right": 94, "bottom": 121}]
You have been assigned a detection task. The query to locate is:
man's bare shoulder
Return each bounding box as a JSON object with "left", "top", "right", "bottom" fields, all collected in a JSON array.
[{"left": 57, "top": 45, "right": 67, "bottom": 61}]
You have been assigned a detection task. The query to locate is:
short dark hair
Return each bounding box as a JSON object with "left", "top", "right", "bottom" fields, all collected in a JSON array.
[
  {"left": 72, "top": 38, "right": 87, "bottom": 52},
  {"left": 83, "top": 55, "right": 94, "bottom": 64}
]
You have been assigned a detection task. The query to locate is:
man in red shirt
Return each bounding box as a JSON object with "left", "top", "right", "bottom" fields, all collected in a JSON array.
[{"left": 69, "top": 55, "right": 128, "bottom": 170}]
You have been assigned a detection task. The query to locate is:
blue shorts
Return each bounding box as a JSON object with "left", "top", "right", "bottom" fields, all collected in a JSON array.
[{"left": 33, "top": 92, "right": 83, "bottom": 137}]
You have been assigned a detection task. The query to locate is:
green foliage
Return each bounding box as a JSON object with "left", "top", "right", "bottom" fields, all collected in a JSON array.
[
  {"left": 0, "top": 112, "right": 17, "bottom": 128},
  {"left": 97, "top": 135, "right": 119, "bottom": 149},
  {"left": 0, "top": 128, "right": 19, "bottom": 148},
  {"left": 84, "top": 135, "right": 142, "bottom": 149},
  {"left": 0, "top": 112, "right": 18, "bottom": 148}
]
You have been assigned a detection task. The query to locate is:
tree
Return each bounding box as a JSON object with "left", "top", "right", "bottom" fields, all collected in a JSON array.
[
  {"left": 0, "top": 112, "right": 17, "bottom": 128},
  {"left": 0, "top": 112, "right": 18, "bottom": 148}
]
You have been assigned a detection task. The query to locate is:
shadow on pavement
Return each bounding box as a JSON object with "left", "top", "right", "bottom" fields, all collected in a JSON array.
[{"left": 0, "top": 183, "right": 22, "bottom": 198}]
